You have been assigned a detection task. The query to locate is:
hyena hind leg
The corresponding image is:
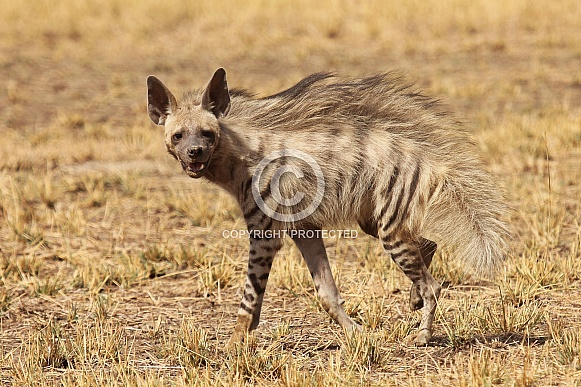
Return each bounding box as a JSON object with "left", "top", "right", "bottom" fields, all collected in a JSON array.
[
  {"left": 292, "top": 233, "right": 359, "bottom": 332},
  {"left": 357, "top": 219, "right": 436, "bottom": 313},
  {"left": 381, "top": 233, "right": 441, "bottom": 346},
  {"left": 409, "top": 238, "right": 437, "bottom": 311}
]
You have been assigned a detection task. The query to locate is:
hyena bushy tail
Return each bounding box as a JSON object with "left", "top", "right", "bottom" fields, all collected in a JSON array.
[{"left": 422, "top": 163, "right": 509, "bottom": 277}]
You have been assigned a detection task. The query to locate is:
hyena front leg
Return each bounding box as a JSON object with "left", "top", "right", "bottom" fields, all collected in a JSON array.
[
  {"left": 381, "top": 233, "right": 441, "bottom": 346},
  {"left": 227, "top": 235, "right": 283, "bottom": 348},
  {"left": 409, "top": 238, "right": 437, "bottom": 311},
  {"left": 292, "top": 233, "right": 359, "bottom": 331}
]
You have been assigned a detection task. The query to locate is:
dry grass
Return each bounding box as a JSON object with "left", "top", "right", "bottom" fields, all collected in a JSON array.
[{"left": 1, "top": 0, "right": 581, "bottom": 385}]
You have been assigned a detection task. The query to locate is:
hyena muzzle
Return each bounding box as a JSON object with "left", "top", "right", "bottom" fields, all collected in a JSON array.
[{"left": 146, "top": 68, "right": 508, "bottom": 346}]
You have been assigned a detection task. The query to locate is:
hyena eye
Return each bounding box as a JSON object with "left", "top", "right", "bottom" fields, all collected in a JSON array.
[
  {"left": 201, "top": 130, "right": 215, "bottom": 143},
  {"left": 172, "top": 132, "right": 182, "bottom": 142}
]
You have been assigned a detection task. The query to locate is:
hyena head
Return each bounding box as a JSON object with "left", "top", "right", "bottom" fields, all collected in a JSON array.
[{"left": 146, "top": 68, "right": 230, "bottom": 179}]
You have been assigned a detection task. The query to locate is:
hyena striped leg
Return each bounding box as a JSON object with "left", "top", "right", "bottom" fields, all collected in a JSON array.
[
  {"left": 227, "top": 235, "right": 283, "bottom": 347},
  {"left": 292, "top": 233, "right": 359, "bottom": 331},
  {"left": 381, "top": 233, "right": 441, "bottom": 346},
  {"left": 409, "top": 238, "right": 437, "bottom": 311},
  {"left": 358, "top": 220, "right": 437, "bottom": 312}
]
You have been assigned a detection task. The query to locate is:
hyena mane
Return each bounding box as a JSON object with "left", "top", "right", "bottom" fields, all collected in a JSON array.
[{"left": 147, "top": 68, "right": 509, "bottom": 346}]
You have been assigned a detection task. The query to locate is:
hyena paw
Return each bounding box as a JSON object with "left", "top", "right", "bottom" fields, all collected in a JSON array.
[
  {"left": 404, "top": 329, "right": 432, "bottom": 347},
  {"left": 409, "top": 285, "right": 424, "bottom": 311},
  {"left": 224, "top": 335, "right": 241, "bottom": 351},
  {"left": 414, "top": 329, "right": 432, "bottom": 346},
  {"left": 224, "top": 328, "right": 248, "bottom": 350}
]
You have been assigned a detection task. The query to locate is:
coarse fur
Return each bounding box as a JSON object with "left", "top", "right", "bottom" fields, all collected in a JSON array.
[{"left": 147, "top": 68, "right": 509, "bottom": 346}]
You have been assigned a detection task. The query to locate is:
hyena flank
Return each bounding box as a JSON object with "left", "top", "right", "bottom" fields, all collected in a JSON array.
[{"left": 146, "top": 68, "right": 508, "bottom": 346}]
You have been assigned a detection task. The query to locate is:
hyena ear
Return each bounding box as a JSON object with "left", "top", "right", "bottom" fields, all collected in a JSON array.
[
  {"left": 147, "top": 76, "right": 177, "bottom": 126},
  {"left": 201, "top": 68, "right": 231, "bottom": 118}
]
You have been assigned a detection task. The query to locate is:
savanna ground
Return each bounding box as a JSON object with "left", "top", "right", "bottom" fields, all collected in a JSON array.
[{"left": 1, "top": 1, "right": 580, "bottom": 385}]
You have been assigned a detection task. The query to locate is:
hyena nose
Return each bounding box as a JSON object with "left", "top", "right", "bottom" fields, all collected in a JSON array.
[{"left": 187, "top": 146, "right": 203, "bottom": 158}]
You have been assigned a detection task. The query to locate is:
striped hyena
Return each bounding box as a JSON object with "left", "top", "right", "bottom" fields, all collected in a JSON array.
[{"left": 146, "top": 68, "right": 508, "bottom": 346}]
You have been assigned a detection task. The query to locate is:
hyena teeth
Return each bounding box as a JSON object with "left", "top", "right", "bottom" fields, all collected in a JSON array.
[
  {"left": 147, "top": 68, "right": 509, "bottom": 348},
  {"left": 191, "top": 162, "right": 206, "bottom": 172}
]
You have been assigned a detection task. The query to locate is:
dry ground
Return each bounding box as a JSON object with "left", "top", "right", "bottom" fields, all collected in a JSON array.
[{"left": 1, "top": 1, "right": 580, "bottom": 385}]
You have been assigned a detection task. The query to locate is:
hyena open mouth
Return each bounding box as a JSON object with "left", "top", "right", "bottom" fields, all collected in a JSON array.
[{"left": 180, "top": 160, "right": 209, "bottom": 178}]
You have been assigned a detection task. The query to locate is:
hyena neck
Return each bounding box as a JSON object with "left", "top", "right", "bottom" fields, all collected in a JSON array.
[{"left": 202, "top": 122, "right": 256, "bottom": 199}]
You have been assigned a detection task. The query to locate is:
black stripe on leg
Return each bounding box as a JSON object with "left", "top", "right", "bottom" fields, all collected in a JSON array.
[
  {"left": 239, "top": 302, "right": 254, "bottom": 314},
  {"left": 250, "top": 256, "right": 267, "bottom": 264},
  {"left": 246, "top": 213, "right": 273, "bottom": 232},
  {"left": 390, "top": 248, "right": 411, "bottom": 261},
  {"left": 260, "top": 218, "right": 273, "bottom": 234},
  {"left": 248, "top": 273, "right": 266, "bottom": 295},
  {"left": 258, "top": 273, "right": 269, "bottom": 281},
  {"left": 382, "top": 240, "right": 404, "bottom": 251}
]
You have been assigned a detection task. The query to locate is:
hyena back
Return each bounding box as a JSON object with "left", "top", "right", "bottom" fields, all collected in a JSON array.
[{"left": 146, "top": 68, "right": 508, "bottom": 346}]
